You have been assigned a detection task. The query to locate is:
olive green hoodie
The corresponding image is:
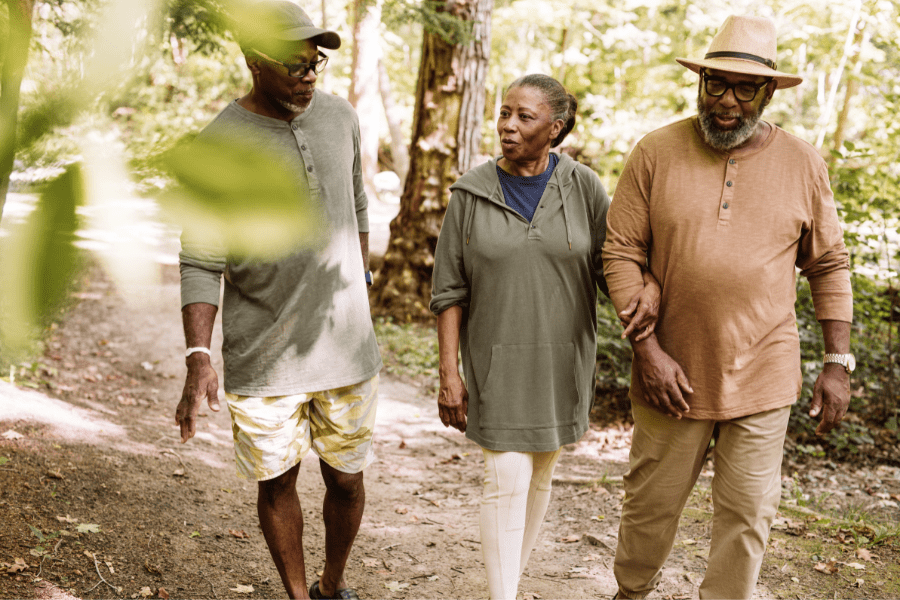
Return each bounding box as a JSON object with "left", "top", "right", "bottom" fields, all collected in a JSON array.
[{"left": 431, "top": 153, "right": 609, "bottom": 452}]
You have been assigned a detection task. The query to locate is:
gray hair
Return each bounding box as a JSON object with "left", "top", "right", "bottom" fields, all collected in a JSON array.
[{"left": 506, "top": 74, "right": 577, "bottom": 147}]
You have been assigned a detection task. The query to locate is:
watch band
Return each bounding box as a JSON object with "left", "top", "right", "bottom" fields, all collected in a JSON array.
[
  {"left": 823, "top": 353, "right": 854, "bottom": 373},
  {"left": 365, "top": 270, "right": 373, "bottom": 286},
  {"left": 185, "top": 347, "right": 212, "bottom": 358}
]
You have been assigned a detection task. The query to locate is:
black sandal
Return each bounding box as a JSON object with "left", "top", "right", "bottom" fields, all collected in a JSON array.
[{"left": 308, "top": 580, "right": 361, "bottom": 600}]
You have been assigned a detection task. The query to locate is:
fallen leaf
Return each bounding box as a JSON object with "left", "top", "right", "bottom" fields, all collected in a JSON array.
[
  {"left": 105, "top": 561, "right": 115, "bottom": 574},
  {"left": 56, "top": 515, "right": 78, "bottom": 523},
  {"left": 384, "top": 581, "right": 409, "bottom": 591},
  {"left": 0, "top": 457, "right": 9, "bottom": 466},
  {"left": 427, "top": 575, "right": 439, "bottom": 581},
  {"left": 561, "top": 534, "right": 581, "bottom": 543},
  {"left": 583, "top": 554, "right": 602, "bottom": 562},
  {"left": 144, "top": 560, "right": 162, "bottom": 575},
  {"left": 189, "top": 531, "right": 200, "bottom": 538},
  {"left": 141, "top": 362, "right": 154, "bottom": 371},
  {"left": 853, "top": 578, "right": 864, "bottom": 588},
  {"left": 394, "top": 505, "right": 409, "bottom": 515},
  {"left": 83, "top": 551, "right": 95, "bottom": 559},
  {"left": 814, "top": 560, "right": 839, "bottom": 574},
  {"left": 7, "top": 558, "right": 27, "bottom": 573},
  {"left": 843, "top": 562, "right": 866, "bottom": 570},
  {"left": 1, "top": 430, "right": 24, "bottom": 440},
  {"left": 790, "top": 577, "right": 800, "bottom": 583},
  {"left": 76, "top": 523, "right": 100, "bottom": 534},
  {"left": 398, "top": 440, "right": 407, "bottom": 449},
  {"left": 229, "top": 529, "right": 248, "bottom": 539},
  {"left": 362, "top": 558, "right": 380, "bottom": 568},
  {"left": 856, "top": 548, "right": 875, "bottom": 561},
  {"left": 157, "top": 588, "right": 169, "bottom": 599},
  {"left": 172, "top": 468, "right": 185, "bottom": 477},
  {"left": 139, "top": 587, "right": 153, "bottom": 597},
  {"left": 229, "top": 584, "right": 254, "bottom": 593},
  {"left": 45, "top": 470, "right": 64, "bottom": 480}
]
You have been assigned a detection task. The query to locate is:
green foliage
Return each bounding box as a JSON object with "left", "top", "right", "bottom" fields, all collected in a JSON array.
[
  {"left": 595, "top": 296, "right": 632, "bottom": 390},
  {"left": 159, "top": 134, "right": 325, "bottom": 260},
  {"left": 383, "top": 0, "right": 473, "bottom": 46},
  {"left": 0, "top": 166, "right": 82, "bottom": 358},
  {"left": 166, "top": 0, "right": 233, "bottom": 55},
  {"left": 373, "top": 317, "right": 439, "bottom": 381}
]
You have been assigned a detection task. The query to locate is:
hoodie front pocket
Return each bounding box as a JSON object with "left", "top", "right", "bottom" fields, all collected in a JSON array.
[{"left": 479, "top": 342, "right": 579, "bottom": 430}]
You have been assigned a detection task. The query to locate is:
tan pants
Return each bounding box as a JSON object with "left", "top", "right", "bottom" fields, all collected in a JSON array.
[
  {"left": 481, "top": 448, "right": 562, "bottom": 600},
  {"left": 614, "top": 403, "right": 790, "bottom": 599}
]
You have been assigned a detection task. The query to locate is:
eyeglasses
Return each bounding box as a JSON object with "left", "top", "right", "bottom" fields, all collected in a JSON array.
[
  {"left": 251, "top": 49, "right": 329, "bottom": 78},
  {"left": 701, "top": 70, "right": 771, "bottom": 102}
]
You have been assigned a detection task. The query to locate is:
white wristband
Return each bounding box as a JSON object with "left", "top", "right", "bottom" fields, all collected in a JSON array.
[{"left": 185, "top": 347, "right": 211, "bottom": 358}]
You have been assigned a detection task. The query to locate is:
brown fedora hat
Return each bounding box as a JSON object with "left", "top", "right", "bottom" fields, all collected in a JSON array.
[{"left": 677, "top": 15, "right": 802, "bottom": 89}]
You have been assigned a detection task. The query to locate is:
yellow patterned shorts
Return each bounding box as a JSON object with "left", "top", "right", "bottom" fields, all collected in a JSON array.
[{"left": 224, "top": 375, "right": 379, "bottom": 481}]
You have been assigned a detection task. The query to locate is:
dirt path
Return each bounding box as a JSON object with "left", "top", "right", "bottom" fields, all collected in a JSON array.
[{"left": 1, "top": 260, "right": 899, "bottom": 599}]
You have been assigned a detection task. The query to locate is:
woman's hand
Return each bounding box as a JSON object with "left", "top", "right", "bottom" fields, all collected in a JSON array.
[
  {"left": 618, "top": 270, "right": 661, "bottom": 341},
  {"left": 438, "top": 372, "right": 469, "bottom": 432}
]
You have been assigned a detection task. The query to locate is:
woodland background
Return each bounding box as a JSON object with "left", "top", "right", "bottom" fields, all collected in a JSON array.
[{"left": 0, "top": 0, "right": 898, "bottom": 461}]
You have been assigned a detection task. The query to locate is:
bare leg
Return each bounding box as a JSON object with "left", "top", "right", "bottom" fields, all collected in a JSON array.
[
  {"left": 317, "top": 459, "right": 365, "bottom": 597},
  {"left": 258, "top": 463, "right": 309, "bottom": 599}
]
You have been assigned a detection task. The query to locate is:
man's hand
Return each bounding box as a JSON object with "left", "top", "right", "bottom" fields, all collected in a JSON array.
[
  {"left": 176, "top": 354, "right": 220, "bottom": 443},
  {"left": 619, "top": 271, "right": 661, "bottom": 341},
  {"left": 438, "top": 372, "right": 468, "bottom": 433},
  {"left": 810, "top": 364, "right": 850, "bottom": 435},
  {"left": 633, "top": 336, "right": 692, "bottom": 418}
]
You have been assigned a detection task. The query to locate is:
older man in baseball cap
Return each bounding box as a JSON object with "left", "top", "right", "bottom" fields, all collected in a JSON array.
[
  {"left": 176, "top": 2, "right": 382, "bottom": 598},
  {"left": 603, "top": 15, "right": 853, "bottom": 599}
]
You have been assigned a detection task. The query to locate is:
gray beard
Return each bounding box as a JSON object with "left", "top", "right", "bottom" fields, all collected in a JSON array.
[
  {"left": 696, "top": 91, "right": 768, "bottom": 151},
  {"left": 278, "top": 98, "right": 307, "bottom": 113}
]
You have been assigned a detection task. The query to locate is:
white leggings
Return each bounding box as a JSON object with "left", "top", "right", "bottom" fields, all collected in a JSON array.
[{"left": 480, "top": 448, "right": 562, "bottom": 600}]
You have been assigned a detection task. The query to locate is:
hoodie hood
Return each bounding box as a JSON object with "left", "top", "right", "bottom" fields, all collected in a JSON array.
[{"left": 451, "top": 152, "right": 580, "bottom": 250}]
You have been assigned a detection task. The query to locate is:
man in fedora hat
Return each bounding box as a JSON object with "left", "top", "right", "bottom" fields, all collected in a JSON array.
[
  {"left": 603, "top": 14, "right": 853, "bottom": 599},
  {"left": 176, "top": 1, "right": 382, "bottom": 598}
]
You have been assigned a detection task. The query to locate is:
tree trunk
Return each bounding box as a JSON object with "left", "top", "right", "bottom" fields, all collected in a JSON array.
[
  {"left": 0, "top": 0, "right": 37, "bottom": 223},
  {"left": 378, "top": 57, "right": 409, "bottom": 185},
  {"left": 349, "top": 0, "right": 383, "bottom": 203},
  {"left": 371, "top": 0, "right": 492, "bottom": 321}
]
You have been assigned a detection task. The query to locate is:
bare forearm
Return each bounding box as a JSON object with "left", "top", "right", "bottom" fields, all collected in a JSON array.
[
  {"left": 437, "top": 306, "right": 463, "bottom": 379},
  {"left": 820, "top": 319, "right": 850, "bottom": 354},
  {"left": 359, "top": 232, "right": 369, "bottom": 271},
  {"left": 182, "top": 302, "right": 217, "bottom": 350}
]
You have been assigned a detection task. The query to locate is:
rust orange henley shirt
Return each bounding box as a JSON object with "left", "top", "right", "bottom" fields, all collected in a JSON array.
[{"left": 603, "top": 117, "right": 853, "bottom": 420}]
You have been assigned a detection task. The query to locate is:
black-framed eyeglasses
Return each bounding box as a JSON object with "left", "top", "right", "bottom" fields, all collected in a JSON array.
[
  {"left": 701, "top": 70, "right": 771, "bottom": 102},
  {"left": 252, "top": 49, "right": 329, "bottom": 78}
]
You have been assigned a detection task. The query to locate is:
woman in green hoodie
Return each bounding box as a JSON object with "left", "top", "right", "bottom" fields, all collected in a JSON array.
[{"left": 430, "top": 74, "right": 659, "bottom": 599}]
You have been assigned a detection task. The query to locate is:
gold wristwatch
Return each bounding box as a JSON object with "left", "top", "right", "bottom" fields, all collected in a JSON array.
[{"left": 824, "top": 353, "right": 855, "bottom": 373}]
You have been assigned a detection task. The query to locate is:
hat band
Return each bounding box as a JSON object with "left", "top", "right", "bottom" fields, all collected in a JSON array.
[{"left": 704, "top": 51, "right": 777, "bottom": 71}]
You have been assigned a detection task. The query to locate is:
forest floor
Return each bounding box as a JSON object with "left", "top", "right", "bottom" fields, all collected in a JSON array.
[{"left": 1, "top": 200, "right": 900, "bottom": 599}]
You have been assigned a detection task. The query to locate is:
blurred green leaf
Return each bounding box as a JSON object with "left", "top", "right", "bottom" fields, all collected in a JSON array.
[
  {"left": 159, "top": 134, "right": 323, "bottom": 259},
  {"left": 0, "top": 166, "right": 81, "bottom": 355}
]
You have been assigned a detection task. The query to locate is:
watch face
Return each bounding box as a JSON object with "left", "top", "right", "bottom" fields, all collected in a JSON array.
[{"left": 848, "top": 354, "right": 856, "bottom": 373}]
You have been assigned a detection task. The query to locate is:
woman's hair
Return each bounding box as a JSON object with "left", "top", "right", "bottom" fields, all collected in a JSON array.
[{"left": 506, "top": 74, "right": 578, "bottom": 147}]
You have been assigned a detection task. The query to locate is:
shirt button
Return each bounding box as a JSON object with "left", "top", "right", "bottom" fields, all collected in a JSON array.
[
  {"left": 729, "top": 159, "right": 736, "bottom": 165},
  {"left": 723, "top": 202, "right": 729, "bottom": 209},
  {"left": 291, "top": 124, "right": 298, "bottom": 130},
  {"left": 307, "top": 166, "right": 313, "bottom": 172},
  {"left": 301, "top": 145, "right": 307, "bottom": 150},
  {"left": 726, "top": 181, "right": 733, "bottom": 187}
]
